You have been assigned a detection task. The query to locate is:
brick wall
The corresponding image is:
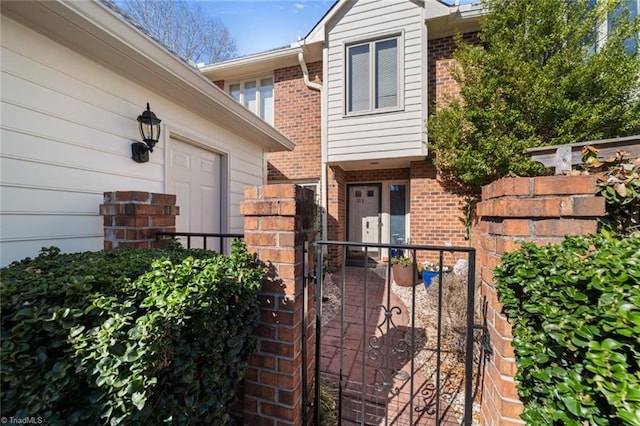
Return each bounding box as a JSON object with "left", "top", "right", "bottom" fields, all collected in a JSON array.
[
  {"left": 326, "top": 165, "right": 346, "bottom": 266},
  {"left": 428, "top": 33, "right": 479, "bottom": 113},
  {"left": 270, "top": 62, "right": 323, "bottom": 181},
  {"left": 240, "top": 184, "right": 317, "bottom": 425},
  {"left": 409, "top": 161, "right": 472, "bottom": 251},
  {"left": 345, "top": 168, "right": 410, "bottom": 182},
  {"left": 475, "top": 176, "right": 604, "bottom": 425},
  {"left": 99, "top": 191, "right": 178, "bottom": 250}
]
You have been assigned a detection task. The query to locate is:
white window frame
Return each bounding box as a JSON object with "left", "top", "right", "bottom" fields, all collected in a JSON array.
[
  {"left": 344, "top": 32, "right": 404, "bottom": 116},
  {"left": 227, "top": 77, "right": 274, "bottom": 124}
]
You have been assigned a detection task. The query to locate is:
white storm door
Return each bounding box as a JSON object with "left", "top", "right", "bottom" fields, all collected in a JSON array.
[
  {"left": 167, "top": 139, "right": 221, "bottom": 248},
  {"left": 348, "top": 185, "right": 381, "bottom": 247}
]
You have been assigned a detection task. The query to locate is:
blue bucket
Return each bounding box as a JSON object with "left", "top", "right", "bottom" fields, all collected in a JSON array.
[{"left": 422, "top": 271, "right": 438, "bottom": 288}]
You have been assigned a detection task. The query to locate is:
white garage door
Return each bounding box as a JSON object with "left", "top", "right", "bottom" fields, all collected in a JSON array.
[{"left": 167, "top": 138, "right": 222, "bottom": 248}]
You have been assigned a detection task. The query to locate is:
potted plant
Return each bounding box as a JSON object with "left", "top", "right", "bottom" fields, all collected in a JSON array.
[
  {"left": 420, "top": 261, "right": 439, "bottom": 288},
  {"left": 391, "top": 256, "right": 417, "bottom": 287}
]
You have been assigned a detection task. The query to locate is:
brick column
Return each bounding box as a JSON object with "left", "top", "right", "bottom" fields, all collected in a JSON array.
[
  {"left": 240, "top": 184, "right": 316, "bottom": 426},
  {"left": 99, "top": 191, "right": 178, "bottom": 250},
  {"left": 326, "top": 165, "right": 345, "bottom": 266},
  {"left": 475, "top": 176, "right": 605, "bottom": 425}
]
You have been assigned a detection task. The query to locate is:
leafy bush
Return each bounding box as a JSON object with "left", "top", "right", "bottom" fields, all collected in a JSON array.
[
  {"left": 495, "top": 234, "right": 640, "bottom": 424},
  {"left": 581, "top": 146, "right": 640, "bottom": 236},
  {"left": 1, "top": 240, "right": 265, "bottom": 424},
  {"left": 428, "top": 0, "right": 640, "bottom": 187}
]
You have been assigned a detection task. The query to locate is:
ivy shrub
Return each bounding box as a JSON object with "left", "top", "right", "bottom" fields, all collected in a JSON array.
[
  {"left": 495, "top": 234, "right": 640, "bottom": 424},
  {"left": 1, "top": 240, "right": 265, "bottom": 425}
]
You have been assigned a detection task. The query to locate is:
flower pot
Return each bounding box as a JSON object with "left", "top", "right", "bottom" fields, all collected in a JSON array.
[
  {"left": 422, "top": 270, "right": 438, "bottom": 288},
  {"left": 392, "top": 264, "right": 417, "bottom": 287}
]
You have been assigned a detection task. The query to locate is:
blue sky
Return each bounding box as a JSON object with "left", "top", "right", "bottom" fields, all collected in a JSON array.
[
  {"left": 199, "top": 0, "right": 335, "bottom": 56},
  {"left": 198, "top": 0, "right": 479, "bottom": 57}
]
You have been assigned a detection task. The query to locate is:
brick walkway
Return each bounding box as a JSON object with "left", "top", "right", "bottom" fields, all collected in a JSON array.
[{"left": 319, "top": 266, "right": 459, "bottom": 425}]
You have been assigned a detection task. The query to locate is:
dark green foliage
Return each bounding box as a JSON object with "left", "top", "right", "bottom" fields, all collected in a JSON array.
[
  {"left": 429, "top": 0, "right": 640, "bottom": 186},
  {"left": 495, "top": 234, "right": 640, "bottom": 424},
  {"left": 582, "top": 146, "right": 640, "bottom": 236},
  {"left": 1, "top": 240, "right": 265, "bottom": 425}
]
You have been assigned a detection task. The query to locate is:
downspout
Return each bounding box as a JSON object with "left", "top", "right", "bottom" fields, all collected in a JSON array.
[
  {"left": 297, "top": 40, "right": 327, "bottom": 243},
  {"left": 422, "top": 4, "right": 429, "bottom": 156},
  {"left": 298, "top": 40, "right": 327, "bottom": 426},
  {"left": 297, "top": 45, "right": 323, "bottom": 92}
]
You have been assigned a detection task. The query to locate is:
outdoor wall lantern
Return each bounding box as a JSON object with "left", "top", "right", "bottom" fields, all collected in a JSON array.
[{"left": 132, "top": 102, "right": 162, "bottom": 163}]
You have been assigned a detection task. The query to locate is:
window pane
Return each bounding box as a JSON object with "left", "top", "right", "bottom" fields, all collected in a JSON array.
[
  {"left": 244, "top": 80, "right": 257, "bottom": 113},
  {"left": 390, "top": 184, "right": 406, "bottom": 245},
  {"left": 375, "top": 38, "right": 398, "bottom": 109},
  {"left": 260, "top": 78, "right": 274, "bottom": 124},
  {"left": 229, "top": 83, "right": 240, "bottom": 101},
  {"left": 348, "top": 44, "right": 370, "bottom": 112},
  {"left": 608, "top": 0, "right": 639, "bottom": 53}
]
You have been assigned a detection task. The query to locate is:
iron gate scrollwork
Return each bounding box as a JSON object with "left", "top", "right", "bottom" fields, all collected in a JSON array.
[{"left": 306, "top": 241, "right": 488, "bottom": 426}]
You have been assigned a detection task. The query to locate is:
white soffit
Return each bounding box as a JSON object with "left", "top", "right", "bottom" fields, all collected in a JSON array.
[
  {"left": 425, "top": 2, "right": 484, "bottom": 40},
  {"left": 200, "top": 42, "right": 323, "bottom": 81}
]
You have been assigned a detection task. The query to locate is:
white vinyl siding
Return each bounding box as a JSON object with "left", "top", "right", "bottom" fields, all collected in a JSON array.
[
  {"left": 326, "top": 0, "right": 426, "bottom": 163},
  {"left": 0, "top": 15, "right": 266, "bottom": 266},
  {"left": 227, "top": 77, "right": 274, "bottom": 124}
]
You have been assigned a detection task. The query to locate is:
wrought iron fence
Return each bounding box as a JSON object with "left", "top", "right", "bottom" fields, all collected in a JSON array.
[
  {"left": 309, "top": 241, "right": 488, "bottom": 426},
  {"left": 155, "top": 231, "right": 243, "bottom": 253}
]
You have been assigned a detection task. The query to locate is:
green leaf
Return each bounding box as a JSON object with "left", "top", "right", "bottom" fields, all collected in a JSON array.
[{"left": 131, "top": 392, "right": 146, "bottom": 411}]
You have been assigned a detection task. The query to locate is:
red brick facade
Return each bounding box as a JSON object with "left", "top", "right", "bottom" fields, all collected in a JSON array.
[
  {"left": 428, "top": 33, "right": 479, "bottom": 113},
  {"left": 270, "top": 62, "right": 323, "bottom": 182},
  {"left": 409, "top": 160, "right": 473, "bottom": 248}
]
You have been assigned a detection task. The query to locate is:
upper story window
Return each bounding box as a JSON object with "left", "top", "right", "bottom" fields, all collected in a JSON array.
[
  {"left": 608, "top": 0, "right": 639, "bottom": 53},
  {"left": 591, "top": 0, "right": 639, "bottom": 53},
  {"left": 228, "top": 77, "right": 274, "bottom": 124},
  {"left": 346, "top": 35, "right": 401, "bottom": 115}
]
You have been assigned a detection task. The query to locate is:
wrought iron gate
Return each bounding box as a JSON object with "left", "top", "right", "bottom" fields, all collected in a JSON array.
[{"left": 307, "top": 241, "right": 488, "bottom": 426}]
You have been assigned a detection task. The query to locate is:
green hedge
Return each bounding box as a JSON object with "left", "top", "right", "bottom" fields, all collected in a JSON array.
[
  {"left": 1, "top": 241, "right": 265, "bottom": 425},
  {"left": 495, "top": 234, "right": 640, "bottom": 425}
]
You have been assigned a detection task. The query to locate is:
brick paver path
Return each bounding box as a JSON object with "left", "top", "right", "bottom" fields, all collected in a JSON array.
[{"left": 319, "top": 266, "right": 460, "bottom": 425}]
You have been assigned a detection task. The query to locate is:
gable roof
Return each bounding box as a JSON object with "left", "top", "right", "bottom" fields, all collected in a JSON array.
[
  {"left": 303, "top": 0, "right": 483, "bottom": 44},
  {"left": 200, "top": 0, "right": 483, "bottom": 79},
  {"left": 1, "top": 0, "right": 295, "bottom": 152}
]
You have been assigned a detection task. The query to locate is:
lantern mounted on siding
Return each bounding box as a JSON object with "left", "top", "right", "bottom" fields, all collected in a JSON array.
[{"left": 132, "top": 102, "right": 161, "bottom": 163}]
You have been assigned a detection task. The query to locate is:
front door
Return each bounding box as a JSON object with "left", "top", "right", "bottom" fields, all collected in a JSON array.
[
  {"left": 348, "top": 185, "right": 381, "bottom": 255},
  {"left": 167, "top": 138, "right": 221, "bottom": 248}
]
